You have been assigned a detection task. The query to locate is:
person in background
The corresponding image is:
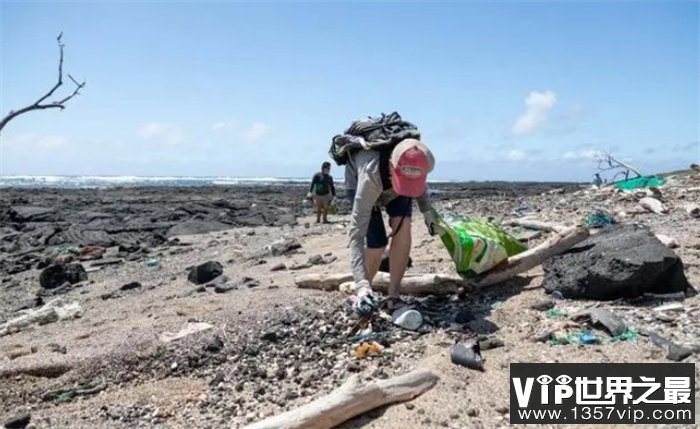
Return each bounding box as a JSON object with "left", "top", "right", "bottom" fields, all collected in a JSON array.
[
  {"left": 345, "top": 139, "right": 437, "bottom": 314},
  {"left": 307, "top": 161, "right": 336, "bottom": 224}
]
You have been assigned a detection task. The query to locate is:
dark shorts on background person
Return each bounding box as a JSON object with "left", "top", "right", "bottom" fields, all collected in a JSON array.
[{"left": 366, "top": 196, "right": 413, "bottom": 249}]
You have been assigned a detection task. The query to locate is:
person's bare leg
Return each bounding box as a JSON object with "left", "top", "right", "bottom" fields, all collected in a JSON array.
[
  {"left": 322, "top": 198, "right": 330, "bottom": 223},
  {"left": 388, "top": 216, "right": 411, "bottom": 297},
  {"left": 365, "top": 247, "right": 385, "bottom": 285},
  {"left": 314, "top": 198, "right": 322, "bottom": 223}
]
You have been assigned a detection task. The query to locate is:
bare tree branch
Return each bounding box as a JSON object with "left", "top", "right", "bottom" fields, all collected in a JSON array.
[
  {"left": 596, "top": 151, "right": 642, "bottom": 182},
  {"left": 0, "top": 33, "right": 86, "bottom": 135}
]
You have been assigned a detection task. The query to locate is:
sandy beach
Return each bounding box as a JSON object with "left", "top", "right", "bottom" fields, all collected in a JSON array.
[{"left": 1, "top": 177, "right": 698, "bottom": 429}]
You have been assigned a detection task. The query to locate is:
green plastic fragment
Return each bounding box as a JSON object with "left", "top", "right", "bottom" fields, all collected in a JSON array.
[{"left": 546, "top": 308, "right": 567, "bottom": 319}]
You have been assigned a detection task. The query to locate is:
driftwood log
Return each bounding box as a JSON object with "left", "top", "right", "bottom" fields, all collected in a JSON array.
[
  {"left": 502, "top": 218, "right": 567, "bottom": 233},
  {"left": 244, "top": 369, "right": 438, "bottom": 429},
  {"left": 296, "top": 226, "right": 589, "bottom": 295}
]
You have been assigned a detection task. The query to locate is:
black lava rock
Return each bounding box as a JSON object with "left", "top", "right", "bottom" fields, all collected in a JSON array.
[
  {"left": 39, "top": 263, "right": 87, "bottom": 289},
  {"left": 543, "top": 225, "right": 691, "bottom": 300},
  {"left": 188, "top": 261, "right": 224, "bottom": 285}
]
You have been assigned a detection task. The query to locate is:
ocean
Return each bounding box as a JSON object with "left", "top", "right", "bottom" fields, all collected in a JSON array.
[{"left": 0, "top": 176, "right": 312, "bottom": 189}]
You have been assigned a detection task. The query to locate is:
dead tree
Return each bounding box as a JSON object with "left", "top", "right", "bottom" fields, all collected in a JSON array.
[
  {"left": 596, "top": 152, "right": 642, "bottom": 182},
  {"left": 0, "top": 33, "right": 85, "bottom": 135}
]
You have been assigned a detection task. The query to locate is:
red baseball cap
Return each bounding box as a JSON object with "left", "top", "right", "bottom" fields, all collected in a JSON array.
[{"left": 390, "top": 139, "right": 435, "bottom": 198}]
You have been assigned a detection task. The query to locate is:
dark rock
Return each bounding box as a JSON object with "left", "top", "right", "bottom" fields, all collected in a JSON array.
[
  {"left": 667, "top": 344, "right": 693, "bottom": 362},
  {"left": 260, "top": 331, "right": 278, "bottom": 342},
  {"left": 308, "top": 255, "right": 323, "bottom": 265},
  {"left": 530, "top": 298, "right": 554, "bottom": 311},
  {"left": 214, "top": 284, "right": 235, "bottom": 294},
  {"left": 3, "top": 413, "right": 30, "bottom": 429},
  {"left": 455, "top": 309, "right": 476, "bottom": 324},
  {"left": 188, "top": 261, "right": 224, "bottom": 285},
  {"left": 47, "top": 343, "right": 67, "bottom": 354},
  {"left": 120, "top": 282, "right": 142, "bottom": 291},
  {"left": 405, "top": 403, "right": 415, "bottom": 410},
  {"left": 234, "top": 277, "right": 260, "bottom": 290},
  {"left": 269, "top": 238, "right": 301, "bottom": 256},
  {"left": 205, "top": 337, "right": 224, "bottom": 353},
  {"left": 543, "top": 225, "right": 691, "bottom": 300},
  {"left": 451, "top": 342, "right": 483, "bottom": 371},
  {"left": 39, "top": 263, "right": 87, "bottom": 289},
  {"left": 270, "top": 263, "right": 287, "bottom": 272},
  {"left": 467, "top": 408, "right": 479, "bottom": 417}
]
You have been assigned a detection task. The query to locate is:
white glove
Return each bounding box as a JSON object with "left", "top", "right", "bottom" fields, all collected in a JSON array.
[
  {"left": 352, "top": 280, "right": 379, "bottom": 316},
  {"left": 422, "top": 208, "right": 438, "bottom": 236},
  {"left": 306, "top": 192, "right": 313, "bottom": 199}
]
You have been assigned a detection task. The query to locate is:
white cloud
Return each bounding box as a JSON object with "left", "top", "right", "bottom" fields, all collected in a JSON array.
[
  {"left": 512, "top": 90, "right": 557, "bottom": 135},
  {"left": 563, "top": 149, "right": 604, "bottom": 160},
  {"left": 506, "top": 149, "right": 528, "bottom": 161},
  {"left": 212, "top": 122, "right": 227, "bottom": 131},
  {"left": 0, "top": 133, "right": 70, "bottom": 149},
  {"left": 241, "top": 122, "right": 270, "bottom": 143},
  {"left": 137, "top": 123, "right": 184, "bottom": 145}
]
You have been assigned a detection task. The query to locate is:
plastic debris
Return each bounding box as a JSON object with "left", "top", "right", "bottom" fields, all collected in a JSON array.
[
  {"left": 615, "top": 175, "right": 666, "bottom": 190},
  {"left": 146, "top": 258, "right": 160, "bottom": 268},
  {"left": 579, "top": 331, "right": 600, "bottom": 344},
  {"left": 160, "top": 322, "right": 213, "bottom": 343},
  {"left": 583, "top": 209, "right": 615, "bottom": 228},
  {"left": 546, "top": 308, "right": 567, "bottom": 319},
  {"left": 355, "top": 341, "right": 382, "bottom": 359},
  {"left": 392, "top": 307, "right": 423, "bottom": 331}
]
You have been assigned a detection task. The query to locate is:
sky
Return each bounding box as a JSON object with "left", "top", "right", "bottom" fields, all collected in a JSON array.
[{"left": 1, "top": 0, "right": 698, "bottom": 182}]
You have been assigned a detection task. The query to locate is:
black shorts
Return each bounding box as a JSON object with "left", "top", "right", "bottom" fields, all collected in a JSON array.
[{"left": 366, "top": 196, "right": 413, "bottom": 249}]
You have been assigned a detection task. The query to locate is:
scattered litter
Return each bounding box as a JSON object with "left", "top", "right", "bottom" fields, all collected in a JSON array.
[
  {"left": 615, "top": 175, "right": 666, "bottom": 191},
  {"left": 89, "top": 257, "right": 123, "bottom": 267},
  {"left": 655, "top": 234, "right": 679, "bottom": 249},
  {"left": 451, "top": 339, "right": 483, "bottom": 371},
  {"left": 146, "top": 258, "right": 160, "bottom": 268},
  {"left": 583, "top": 209, "right": 615, "bottom": 228},
  {"left": 392, "top": 307, "right": 423, "bottom": 331},
  {"left": 546, "top": 308, "right": 567, "bottom": 319},
  {"left": 0, "top": 298, "right": 82, "bottom": 337},
  {"left": 42, "top": 379, "right": 107, "bottom": 402},
  {"left": 480, "top": 337, "right": 504, "bottom": 350},
  {"left": 355, "top": 341, "right": 382, "bottom": 359},
  {"left": 160, "top": 322, "right": 213, "bottom": 343},
  {"left": 572, "top": 308, "right": 626, "bottom": 337},
  {"left": 639, "top": 197, "right": 668, "bottom": 214},
  {"left": 647, "top": 331, "right": 694, "bottom": 362},
  {"left": 654, "top": 302, "right": 685, "bottom": 312},
  {"left": 579, "top": 331, "right": 600, "bottom": 344}
]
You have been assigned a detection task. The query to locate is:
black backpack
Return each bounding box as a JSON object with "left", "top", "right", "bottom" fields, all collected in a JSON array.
[{"left": 329, "top": 112, "right": 421, "bottom": 190}]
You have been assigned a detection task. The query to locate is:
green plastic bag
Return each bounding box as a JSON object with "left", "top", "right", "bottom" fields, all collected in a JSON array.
[
  {"left": 435, "top": 212, "right": 527, "bottom": 277},
  {"left": 614, "top": 175, "right": 665, "bottom": 190}
]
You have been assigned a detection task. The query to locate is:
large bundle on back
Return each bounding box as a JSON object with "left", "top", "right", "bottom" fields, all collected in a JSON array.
[
  {"left": 435, "top": 212, "right": 527, "bottom": 277},
  {"left": 329, "top": 112, "right": 421, "bottom": 166}
]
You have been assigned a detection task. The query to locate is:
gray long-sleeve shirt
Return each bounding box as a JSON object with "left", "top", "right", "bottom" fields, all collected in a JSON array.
[{"left": 345, "top": 150, "right": 431, "bottom": 283}]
